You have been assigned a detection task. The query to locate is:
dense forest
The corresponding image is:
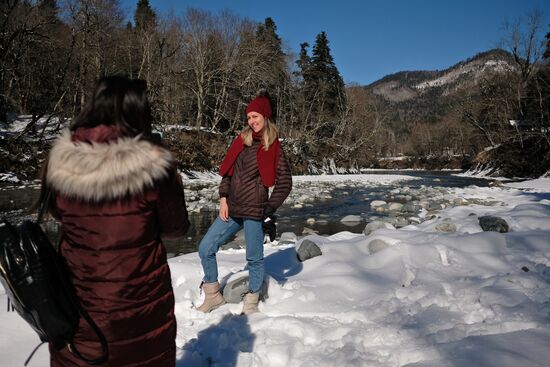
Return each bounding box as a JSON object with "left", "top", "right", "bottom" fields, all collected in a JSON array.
[{"left": 1, "top": 0, "right": 550, "bottom": 178}]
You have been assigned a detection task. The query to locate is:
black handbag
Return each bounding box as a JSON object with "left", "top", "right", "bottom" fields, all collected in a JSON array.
[{"left": 0, "top": 190, "right": 108, "bottom": 365}]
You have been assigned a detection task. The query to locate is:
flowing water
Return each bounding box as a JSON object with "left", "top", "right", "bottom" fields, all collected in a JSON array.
[{"left": 0, "top": 171, "right": 491, "bottom": 256}]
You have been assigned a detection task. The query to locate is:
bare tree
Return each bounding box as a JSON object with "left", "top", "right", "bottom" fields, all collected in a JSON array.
[
  {"left": 501, "top": 8, "right": 546, "bottom": 145},
  {"left": 502, "top": 9, "right": 545, "bottom": 88},
  {"left": 179, "top": 8, "right": 218, "bottom": 129},
  {"left": 62, "top": 0, "right": 125, "bottom": 111}
]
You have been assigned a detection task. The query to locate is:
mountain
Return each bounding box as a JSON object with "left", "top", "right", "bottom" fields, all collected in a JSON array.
[
  {"left": 358, "top": 48, "right": 518, "bottom": 131},
  {"left": 366, "top": 49, "right": 516, "bottom": 103},
  {"left": 348, "top": 48, "right": 548, "bottom": 176}
]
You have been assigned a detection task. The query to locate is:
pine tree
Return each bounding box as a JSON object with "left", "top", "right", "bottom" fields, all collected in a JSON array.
[
  {"left": 312, "top": 32, "right": 346, "bottom": 110},
  {"left": 296, "top": 42, "right": 311, "bottom": 81},
  {"left": 257, "top": 17, "right": 284, "bottom": 59},
  {"left": 301, "top": 31, "right": 346, "bottom": 137},
  {"left": 253, "top": 18, "right": 290, "bottom": 121},
  {"left": 255, "top": 18, "right": 287, "bottom": 85},
  {"left": 311, "top": 32, "right": 335, "bottom": 82},
  {"left": 134, "top": 0, "right": 156, "bottom": 32}
]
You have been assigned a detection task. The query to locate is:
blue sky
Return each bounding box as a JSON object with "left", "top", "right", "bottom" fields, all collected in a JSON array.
[{"left": 121, "top": 0, "right": 550, "bottom": 85}]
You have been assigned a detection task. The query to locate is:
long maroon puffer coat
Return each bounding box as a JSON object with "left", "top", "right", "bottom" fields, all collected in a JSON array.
[{"left": 45, "top": 126, "right": 189, "bottom": 367}]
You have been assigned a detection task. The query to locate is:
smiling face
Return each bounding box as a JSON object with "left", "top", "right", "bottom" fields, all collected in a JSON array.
[{"left": 247, "top": 111, "right": 266, "bottom": 133}]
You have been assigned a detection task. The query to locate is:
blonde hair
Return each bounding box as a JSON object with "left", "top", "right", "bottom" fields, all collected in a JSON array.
[{"left": 241, "top": 118, "right": 278, "bottom": 150}]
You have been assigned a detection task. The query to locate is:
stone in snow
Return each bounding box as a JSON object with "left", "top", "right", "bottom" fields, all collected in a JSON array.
[
  {"left": 296, "top": 239, "right": 322, "bottom": 262},
  {"left": 453, "top": 197, "right": 467, "bottom": 206},
  {"left": 363, "top": 220, "right": 396, "bottom": 236},
  {"left": 388, "top": 202, "right": 404, "bottom": 211},
  {"left": 402, "top": 203, "right": 421, "bottom": 213},
  {"left": 340, "top": 215, "right": 362, "bottom": 223},
  {"left": 435, "top": 222, "right": 457, "bottom": 233},
  {"left": 222, "top": 275, "right": 269, "bottom": 304},
  {"left": 370, "top": 200, "right": 387, "bottom": 208},
  {"left": 479, "top": 215, "right": 509, "bottom": 233},
  {"left": 387, "top": 216, "right": 410, "bottom": 228},
  {"left": 368, "top": 239, "right": 390, "bottom": 254},
  {"left": 278, "top": 232, "right": 297, "bottom": 246},
  {"left": 409, "top": 217, "right": 422, "bottom": 224},
  {"left": 302, "top": 227, "right": 319, "bottom": 235},
  {"left": 428, "top": 201, "right": 444, "bottom": 210}
]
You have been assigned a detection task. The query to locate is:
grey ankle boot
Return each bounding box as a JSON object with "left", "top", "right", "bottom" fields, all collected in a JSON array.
[
  {"left": 197, "top": 281, "right": 226, "bottom": 313},
  {"left": 241, "top": 292, "right": 260, "bottom": 315}
]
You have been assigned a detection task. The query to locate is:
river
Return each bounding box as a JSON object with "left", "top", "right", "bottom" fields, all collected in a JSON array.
[{"left": 0, "top": 170, "right": 491, "bottom": 256}]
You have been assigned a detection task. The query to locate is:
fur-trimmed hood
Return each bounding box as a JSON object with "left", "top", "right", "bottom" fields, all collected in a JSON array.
[{"left": 47, "top": 130, "right": 174, "bottom": 201}]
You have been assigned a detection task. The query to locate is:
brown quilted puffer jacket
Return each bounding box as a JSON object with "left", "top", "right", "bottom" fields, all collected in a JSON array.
[{"left": 219, "top": 138, "right": 292, "bottom": 219}]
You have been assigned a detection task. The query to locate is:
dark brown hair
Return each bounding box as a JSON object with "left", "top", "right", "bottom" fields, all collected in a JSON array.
[
  {"left": 35, "top": 76, "right": 154, "bottom": 214},
  {"left": 71, "top": 76, "right": 152, "bottom": 137}
]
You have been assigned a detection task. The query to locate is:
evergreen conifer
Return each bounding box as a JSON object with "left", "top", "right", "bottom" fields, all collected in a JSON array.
[
  {"left": 297, "top": 31, "right": 346, "bottom": 137},
  {"left": 134, "top": 0, "right": 156, "bottom": 32}
]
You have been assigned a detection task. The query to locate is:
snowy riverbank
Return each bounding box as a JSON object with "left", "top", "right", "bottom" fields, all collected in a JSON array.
[{"left": 1, "top": 177, "right": 550, "bottom": 366}]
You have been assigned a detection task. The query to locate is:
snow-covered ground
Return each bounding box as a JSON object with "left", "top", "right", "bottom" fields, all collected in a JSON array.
[
  {"left": 292, "top": 173, "right": 416, "bottom": 184},
  {"left": 505, "top": 178, "right": 550, "bottom": 192},
  {"left": 0, "top": 115, "right": 68, "bottom": 140},
  {"left": 453, "top": 166, "right": 509, "bottom": 181},
  {"left": 0, "top": 173, "right": 20, "bottom": 183},
  {"left": 1, "top": 177, "right": 550, "bottom": 366}
]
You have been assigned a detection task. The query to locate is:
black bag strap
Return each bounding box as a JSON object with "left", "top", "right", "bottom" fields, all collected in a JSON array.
[
  {"left": 56, "top": 240, "right": 109, "bottom": 365},
  {"left": 68, "top": 305, "right": 109, "bottom": 365},
  {"left": 36, "top": 188, "right": 52, "bottom": 224},
  {"left": 24, "top": 342, "right": 46, "bottom": 366},
  {"left": 22, "top": 288, "right": 110, "bottom": 366}
]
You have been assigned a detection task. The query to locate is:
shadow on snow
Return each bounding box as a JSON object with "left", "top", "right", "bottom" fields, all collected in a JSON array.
[{"left": 177, "top": 314, "right": 254, "bottom": 367}]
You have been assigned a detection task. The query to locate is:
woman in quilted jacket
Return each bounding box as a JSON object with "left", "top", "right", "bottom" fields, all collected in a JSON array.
[
  {"left": 197, "top": 91, "right": 292, "bottom": 315},
  {"left": 41, "top": 76, "right": 189, "bottom": 366}
]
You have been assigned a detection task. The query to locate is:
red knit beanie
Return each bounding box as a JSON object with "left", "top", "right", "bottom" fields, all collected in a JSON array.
[{"left": 246, "top": 96, "right": 272, "bottom": 119}]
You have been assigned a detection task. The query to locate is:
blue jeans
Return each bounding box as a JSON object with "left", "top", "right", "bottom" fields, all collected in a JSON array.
[{"left": 198, "top": 216, "right": 264, "bottom": 293}]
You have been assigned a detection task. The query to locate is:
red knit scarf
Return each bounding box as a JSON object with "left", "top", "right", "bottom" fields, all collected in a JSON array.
[{"left": 219, "top": 132, "right": 280, "bottom": 187}]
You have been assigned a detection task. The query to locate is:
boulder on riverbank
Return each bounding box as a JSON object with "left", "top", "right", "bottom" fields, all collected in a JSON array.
[
  {"left": 363, "top": 220, "right": 396, "bottom": 235},
  {"left": 368, "top": 239, "right": 390, "bottom": 254},
  {"left": 479, "top": 215, "right": 510, "bottom": 233},
  {"left": 222, "top": 275, "right": 269, "bottom": 303},
  {"left": 296, "top": 239, "right": 322, "bottom": 262}
]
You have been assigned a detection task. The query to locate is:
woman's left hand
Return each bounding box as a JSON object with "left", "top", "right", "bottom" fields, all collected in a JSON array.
[{"left": 219, "top": 197, "right": 229, "bottom": 221}]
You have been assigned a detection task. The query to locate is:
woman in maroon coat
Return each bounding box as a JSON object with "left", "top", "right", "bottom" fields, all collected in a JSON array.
[{"left": 41, "top": 76, "right": 189, "bottom": 366}]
